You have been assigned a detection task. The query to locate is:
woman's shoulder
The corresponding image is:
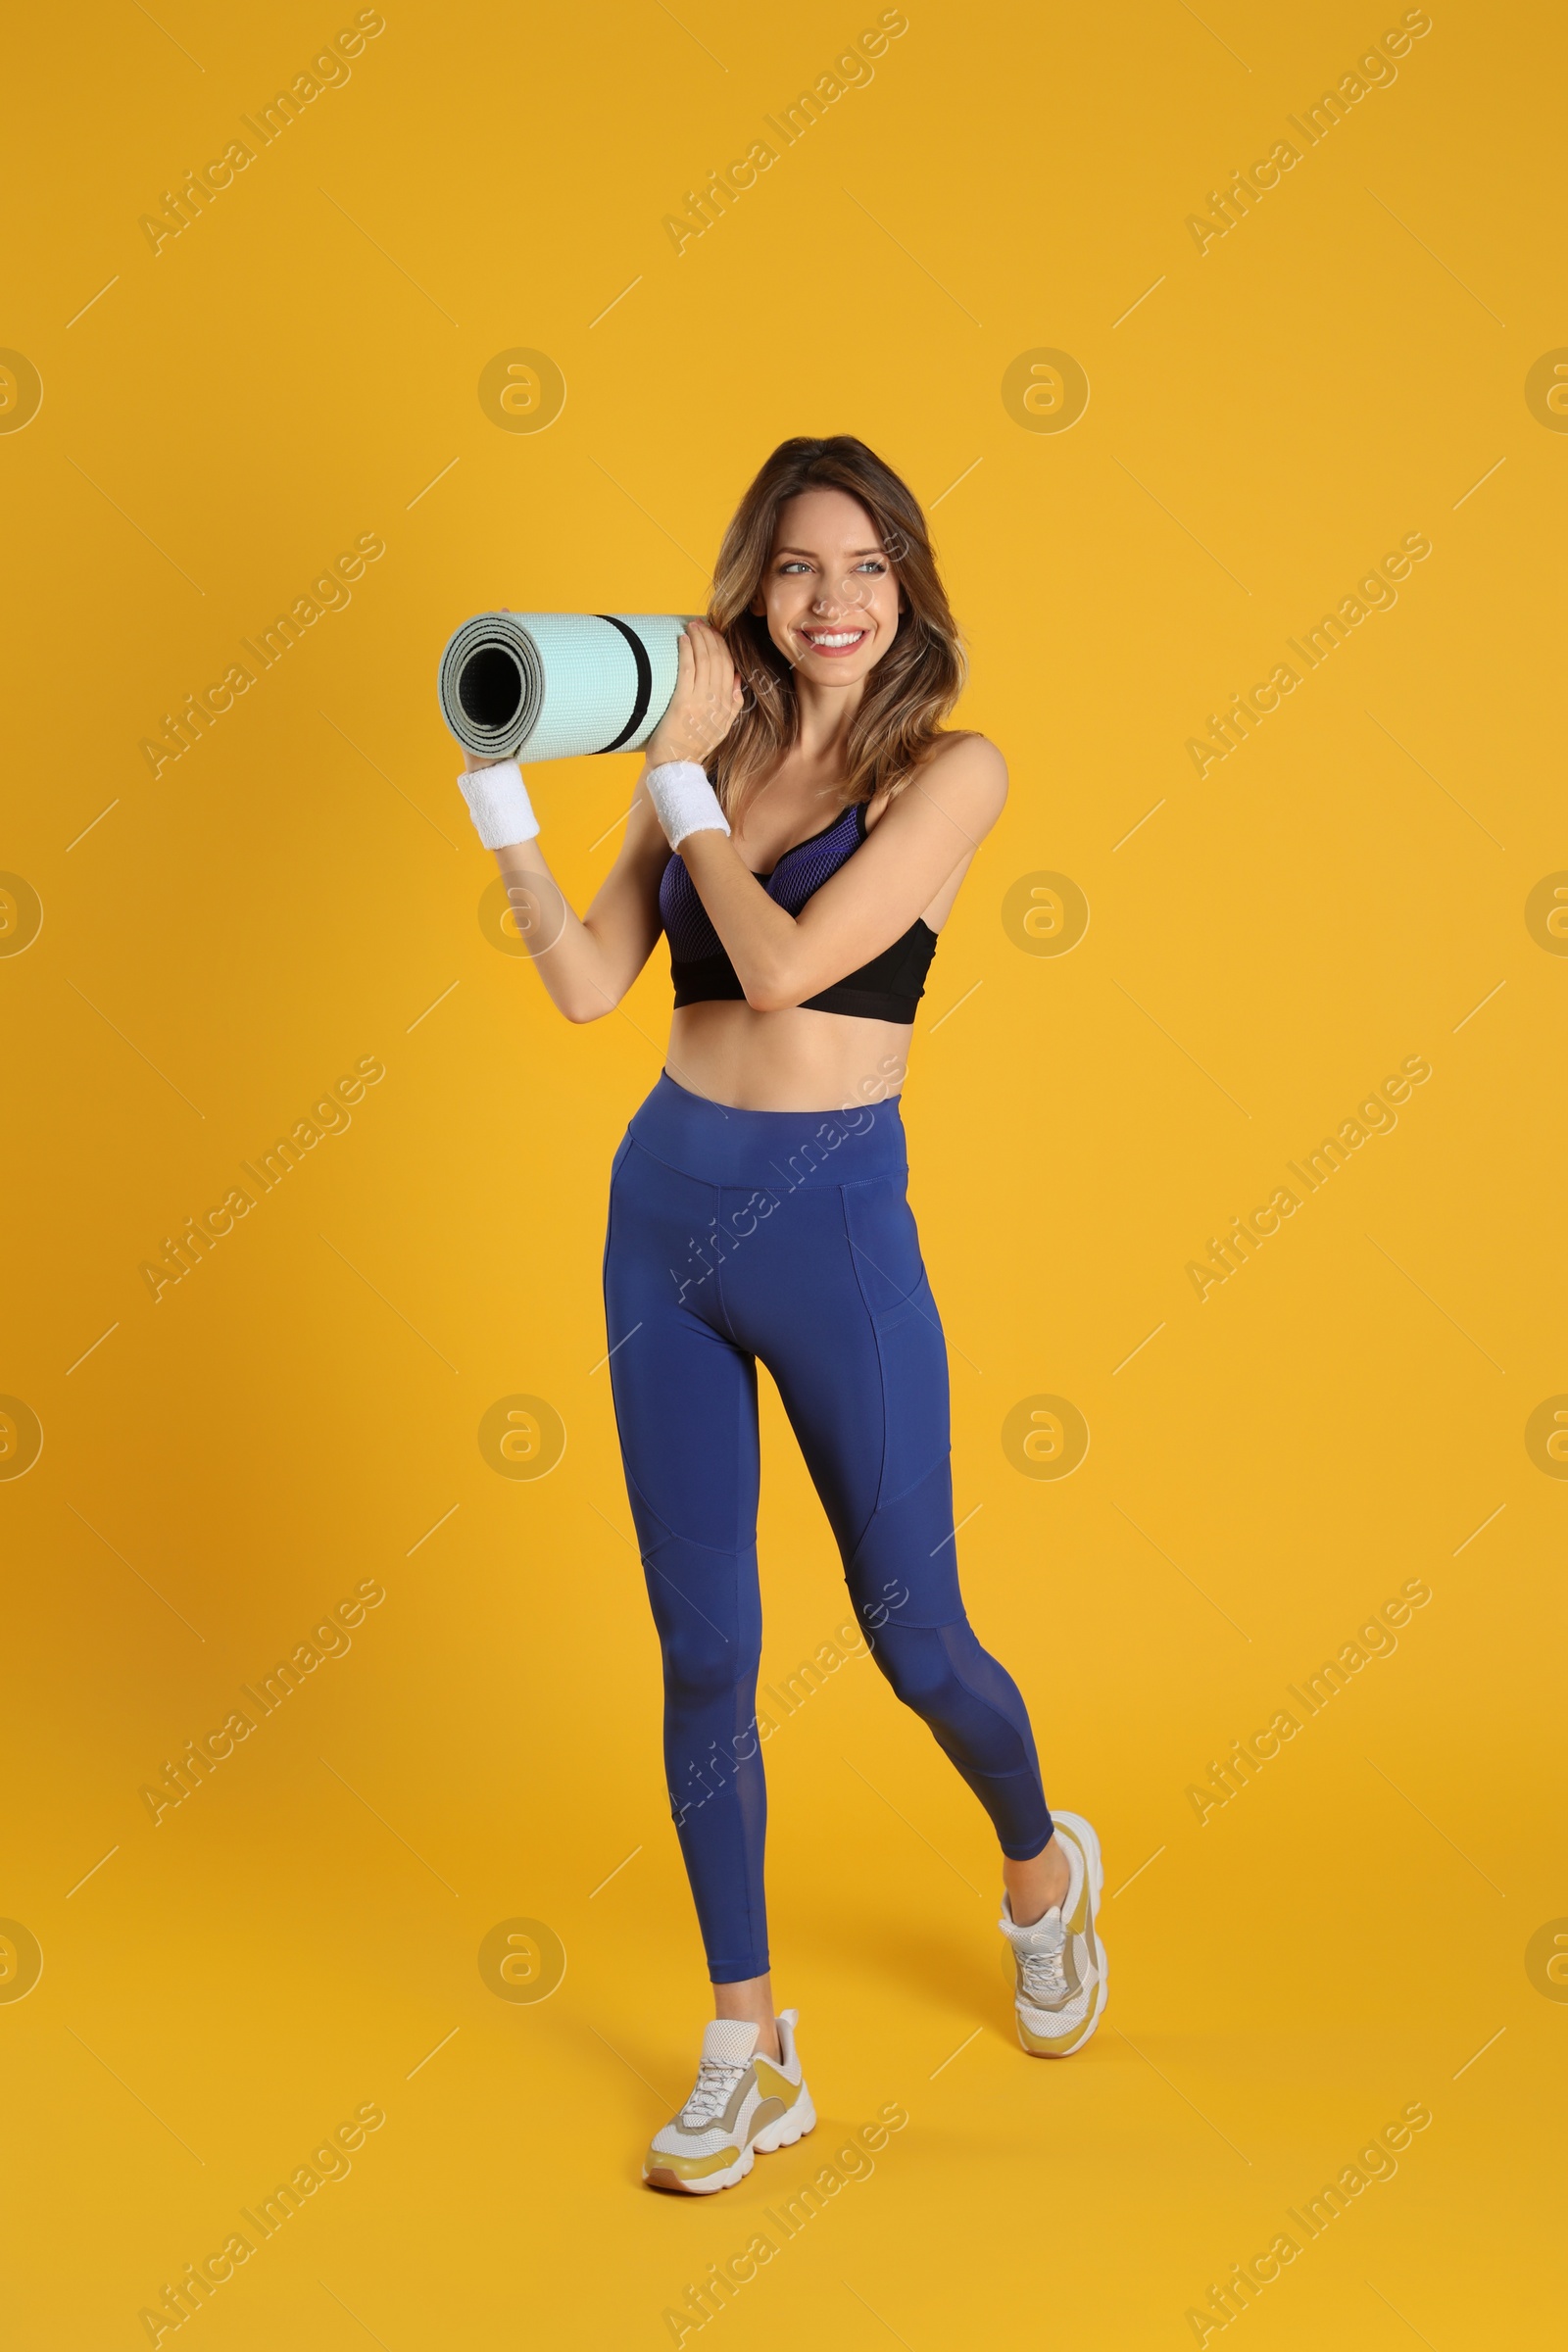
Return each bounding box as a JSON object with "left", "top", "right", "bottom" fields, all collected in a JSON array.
[
  {"left": 906, "top": 728, "right": 1008, "bottom": 816},
  {"left": 921, "top": 726, "right": 1006, "bottom": 776}
]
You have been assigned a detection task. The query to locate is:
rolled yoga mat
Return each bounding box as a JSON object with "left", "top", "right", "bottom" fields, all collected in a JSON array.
[{"left": 437, "top": 612, "right": 695, "bottom": 762}]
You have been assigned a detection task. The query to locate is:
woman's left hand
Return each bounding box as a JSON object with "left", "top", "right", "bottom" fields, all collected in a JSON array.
[{"left": 644, "top": 619, "right": 744, "bottom": 767}]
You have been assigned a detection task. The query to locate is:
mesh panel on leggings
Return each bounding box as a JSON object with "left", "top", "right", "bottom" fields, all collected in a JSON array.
[{"left": 861, "top": 1615, "right": 1052, "bottom": 1859}]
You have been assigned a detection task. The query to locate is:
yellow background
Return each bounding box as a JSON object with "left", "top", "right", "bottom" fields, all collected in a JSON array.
[{"left": 4, "top": 0, "right": 1563, "bottom": 2343}]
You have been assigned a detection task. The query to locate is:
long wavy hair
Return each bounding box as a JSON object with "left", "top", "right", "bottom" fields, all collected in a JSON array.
[{"left": 706, "top": 436, "right": 967, "bottom": 816}]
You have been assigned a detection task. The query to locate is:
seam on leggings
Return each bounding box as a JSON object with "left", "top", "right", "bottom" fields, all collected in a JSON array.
[
  {"left": 837, "top": 1182, "right": 883, "bottom": 1330},
  {"left": 836, "top": 1175, "right": 932, "bottom": 1328},
  {"left": 622, "top": 1464, "right": 758, "bottom": 1562},
  {"left": 837, "top": 1193, "right": 953, "bottom": 1527},
  {"left": 732, "top": 1350, "right": 755, "bottom": 1561},
  {"left": 832, "top": 1186, "right": 893, "bottom": 1556},
  {"left": 611, "top": 1132, "right": 691, "bottom": 1185},
  {"left": 731, "top": 1670, "right": 764, "bottom": 1980}
]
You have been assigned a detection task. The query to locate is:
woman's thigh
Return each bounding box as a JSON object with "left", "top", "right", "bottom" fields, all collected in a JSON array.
[
  {"left": 717, "top": 1173, "right": 964, "bottom": 1630},
  {"left": 602, "top": 1138, "right": 762, "bottom": 1655}
]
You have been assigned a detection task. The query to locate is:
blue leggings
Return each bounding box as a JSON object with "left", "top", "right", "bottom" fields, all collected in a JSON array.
[{"left": 602, "top": 1072, "right": 1053, "bottom": 1984}]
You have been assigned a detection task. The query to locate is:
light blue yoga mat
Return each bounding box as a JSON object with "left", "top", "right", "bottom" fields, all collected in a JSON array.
[{"left": 438, "top": 612, "right": 694, "bottom": 761}]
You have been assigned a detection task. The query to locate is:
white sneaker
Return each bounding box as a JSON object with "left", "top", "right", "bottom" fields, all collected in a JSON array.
[
  {"left": 642, "top": 2007, "right": 816, "bottom": 2193},
  {"left": 998, "top": 1811, "right": 1107, "bottom": 2056}
]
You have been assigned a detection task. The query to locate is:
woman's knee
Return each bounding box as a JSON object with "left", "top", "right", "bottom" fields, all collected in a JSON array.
[
  {"left": 871, "top": 1617, "right": 1032, "bottom": 1761},
  {"left": 661, "top": 1620, "right": 754, "bottom": 1712},
  {"left": 868, "top": 1620, "right": 963, "bottom": 1718}
]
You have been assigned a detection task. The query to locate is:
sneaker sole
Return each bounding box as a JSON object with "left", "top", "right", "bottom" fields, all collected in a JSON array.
[
  {"left": 1017, "top": 1810, "right": 1108, "bottom": 2058},
  {"left": 643, "top": 2084, "right": 816, "bottom": 2194}
]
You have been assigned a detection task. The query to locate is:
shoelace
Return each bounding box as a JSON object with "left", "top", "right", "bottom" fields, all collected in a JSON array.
[
  {"left": 1019, "top": 1931, "right": 1068, "bottom": 2004},
  {"left": 679, "top": 2055, "right": 748, "bottom": 2128}
]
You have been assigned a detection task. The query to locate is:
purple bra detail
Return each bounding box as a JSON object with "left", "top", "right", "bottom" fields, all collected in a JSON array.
[{"left": 659, "top": 802, "right": 864, "bottom": 962}]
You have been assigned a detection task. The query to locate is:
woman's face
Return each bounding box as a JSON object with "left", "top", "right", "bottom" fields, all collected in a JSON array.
[{"left": 752, "top": 488, "right": 904, "bottom": 687}]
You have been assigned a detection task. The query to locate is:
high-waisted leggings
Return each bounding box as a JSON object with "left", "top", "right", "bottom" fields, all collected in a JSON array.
[{"left": 602, "top": 1071, "right": 1052, "bottom": 1984}]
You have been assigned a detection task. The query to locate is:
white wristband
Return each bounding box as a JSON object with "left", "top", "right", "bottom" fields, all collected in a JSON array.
[
  {"left": 457, "top": 759, "right": 540, "bottom": 851},
  {"left": 645, "top": 760, "right": 730, "bottom": 852}
]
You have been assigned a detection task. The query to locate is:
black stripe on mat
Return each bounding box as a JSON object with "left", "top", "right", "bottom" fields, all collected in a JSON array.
[{"left": 593, "top": 614, "right": 654, "bottom": 753}]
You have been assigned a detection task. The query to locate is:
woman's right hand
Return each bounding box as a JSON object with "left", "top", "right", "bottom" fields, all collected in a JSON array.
[{"left": 643, "top": 619, "right": 743, "bottom": 768}]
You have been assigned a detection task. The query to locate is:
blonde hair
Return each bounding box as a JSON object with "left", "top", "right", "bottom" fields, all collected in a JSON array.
[{"left": 706, "top": 435, "right": 968, "bottom": 817}]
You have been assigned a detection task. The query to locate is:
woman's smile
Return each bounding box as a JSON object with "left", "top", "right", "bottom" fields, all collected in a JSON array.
[{"left": 796, "top": 623, "right": 870, "bottom": 657}]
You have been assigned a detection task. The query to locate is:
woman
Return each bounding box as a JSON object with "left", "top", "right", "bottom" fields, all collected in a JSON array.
[{"left": 454, "top": 437, "right": 1104, "bottom": 2194}]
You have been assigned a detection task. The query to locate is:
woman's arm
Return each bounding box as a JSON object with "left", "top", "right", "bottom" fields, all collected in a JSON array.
[
  {"left": 493, "top": 808, "right": 669, "bottom": 1026},
  {"left": 458, "top": 619, "right": 744, "bottom": 1024},
  {"left": 466, "top": 752, "right": 669, "bottom": 1024},
  {"left": 679, "top": 733, "right": 1008, "bottom": 1012}
]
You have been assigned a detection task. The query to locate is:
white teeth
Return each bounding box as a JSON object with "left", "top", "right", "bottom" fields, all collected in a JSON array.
[{"left": 806, "top": 630, "right": 863, "bottom": 647}]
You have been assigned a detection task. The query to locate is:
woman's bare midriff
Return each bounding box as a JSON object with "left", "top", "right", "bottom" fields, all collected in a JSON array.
[{"left": 665, "top": 1001, "right": 913, "bottom": 1113}]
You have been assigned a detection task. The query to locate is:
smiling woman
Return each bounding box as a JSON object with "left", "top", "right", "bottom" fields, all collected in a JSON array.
[{"left": 451, "top": 432, "right": 1105, "bottom": 2195}]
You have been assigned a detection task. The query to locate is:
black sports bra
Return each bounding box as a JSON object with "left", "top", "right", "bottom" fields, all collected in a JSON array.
[{"left": 659, "top": 801, "right": 937, "bottom": 1023}]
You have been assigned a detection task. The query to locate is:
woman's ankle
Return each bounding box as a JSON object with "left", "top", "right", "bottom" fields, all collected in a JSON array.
[
  {"left": 1004, "top": 1834, "right": 1071, "bottom": 1927},
  {"left": 712, "top": 1974, "right": 780, "bottom": 2062}
]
